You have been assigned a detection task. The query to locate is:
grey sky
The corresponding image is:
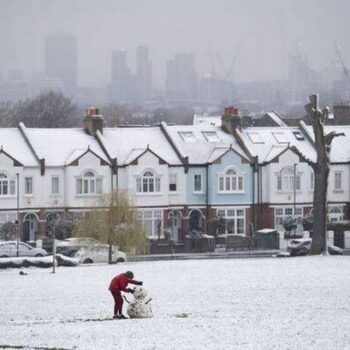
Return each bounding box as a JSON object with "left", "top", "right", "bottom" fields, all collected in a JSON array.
[{"left": 0, "top": 0, "right": 349, "bottom": 87}]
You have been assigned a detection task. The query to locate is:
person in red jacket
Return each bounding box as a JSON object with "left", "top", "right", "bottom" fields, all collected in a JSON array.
[{"left": 109, "top": 271, "right": 143, "bottom": 319}]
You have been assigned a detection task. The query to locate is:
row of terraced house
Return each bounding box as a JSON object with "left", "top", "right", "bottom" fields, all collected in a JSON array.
[{"left": 0, "top": 106, "right": 350, "bottom": 252}]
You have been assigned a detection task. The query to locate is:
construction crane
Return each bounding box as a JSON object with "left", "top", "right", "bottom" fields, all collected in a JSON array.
[{"left": 335, "top": 41, "right": 350, "bottom": 83}]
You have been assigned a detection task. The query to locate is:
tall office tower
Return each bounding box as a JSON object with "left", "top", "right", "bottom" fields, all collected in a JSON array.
[
  {"left": 136, "top": 46, "right": 152, "bottom": 103},
  {"left": 111, "top": 49, "right": 132, "bottom": 103},
  {"left": 165, "top": 53, "right": 198, "bottom": 101},
  {"left": 45, "top": 33, "right": 77, "bottom": 95}
]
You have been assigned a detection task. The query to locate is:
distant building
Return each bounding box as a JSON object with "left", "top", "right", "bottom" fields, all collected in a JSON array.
[
  {"left": 165, "top": 53, "right": 198, "bottom": 101},
  {"left": 111, "top": 49, "right": 133, "bottom": 103},
  {"left": 136, "top": 46, "right": 152, "bottom": 103},
  {"left": 44, "top": 33, "right": 77, "bottom": 95}
]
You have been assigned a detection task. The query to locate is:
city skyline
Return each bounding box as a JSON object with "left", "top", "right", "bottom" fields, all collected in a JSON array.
[{"left": 1, "top": 0, "right": 350, "bottom": 88}]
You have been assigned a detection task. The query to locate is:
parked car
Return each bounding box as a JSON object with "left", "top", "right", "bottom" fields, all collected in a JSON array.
[
  {"left": 287, "top": 238, "right": 312, "bottom": 256},
  {"left": 73, "top": 245, "right": 126, "bottom": 264},
  {"left": 0, "top": 241, "right": 48, "bottom": 258},
  {"left": 56, "top": 237, "right": 101, "bottom": 257}
]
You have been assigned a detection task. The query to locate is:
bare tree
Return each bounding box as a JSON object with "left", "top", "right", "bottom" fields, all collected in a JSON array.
[
  {"left": 292, "top": 94, "right": 344, "bottom": 254},
  {"left": 11, "top": 91, "right": 79, "bottom": 127}
]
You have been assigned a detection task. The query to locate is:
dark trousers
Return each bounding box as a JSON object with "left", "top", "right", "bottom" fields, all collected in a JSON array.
[{"left": 111, "top": 291, "right": 123, "bottom": 315}]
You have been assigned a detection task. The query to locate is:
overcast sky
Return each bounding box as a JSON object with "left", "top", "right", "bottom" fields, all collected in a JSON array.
[{"left": 0, "top": 0, "right": 349, "bottom": 87}]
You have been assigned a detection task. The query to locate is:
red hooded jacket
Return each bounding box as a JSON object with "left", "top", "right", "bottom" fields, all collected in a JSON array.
[{"left": 109, "top": 273, "right": 138, "bottom": 293}]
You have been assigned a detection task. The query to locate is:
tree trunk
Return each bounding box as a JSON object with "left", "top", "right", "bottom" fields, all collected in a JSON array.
[{"left": 312, "top": 165, "right": 329, "bottom": 254}]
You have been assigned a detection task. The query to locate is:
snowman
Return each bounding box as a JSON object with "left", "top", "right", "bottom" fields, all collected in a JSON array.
[{"left": 125, "top": 286, "right": 153, "bottom": 319}]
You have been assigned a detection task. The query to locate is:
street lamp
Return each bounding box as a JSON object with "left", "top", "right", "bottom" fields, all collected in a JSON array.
[{"left": 16, "top": 173, "right": 19, "bottom": 257}]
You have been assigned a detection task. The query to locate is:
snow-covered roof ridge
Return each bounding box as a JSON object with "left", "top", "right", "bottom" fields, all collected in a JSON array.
[
  {"left": 267, "top": 111, "right": 287, "bottom": 127},
  {"left": 18, "top": 122, "right": 45, "bottom": 174}
]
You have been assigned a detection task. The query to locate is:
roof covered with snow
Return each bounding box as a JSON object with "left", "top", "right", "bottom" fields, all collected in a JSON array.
[
  {"left": 100, "top": 126, "right": 182, "bottom": 165},
  {"left": 25, "top": 128, "right": 109, "bottom": 166},
  {"left": 0, "top": 128, "right": 38, "bottom": 166},
  {"left": 193, "top": 114, "right": 222, "bottom": 126},
  {"left": 239, "top": 126, "right": 317, "bottom": 163},
  {"left": 304, "top": 125, "right": 350, "bottom": 163},
  {"left": 164, "top": 124, "right": 250, "bottom": 164}
]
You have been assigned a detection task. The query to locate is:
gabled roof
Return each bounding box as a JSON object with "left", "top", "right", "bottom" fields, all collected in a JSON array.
[
  {"left": 206, "top": 146, "right": 250, "bottom": 163},
  {"left": 65, "top": 146, "right": 111, "bottom": 166},
  {"left": 0, "top": 128, "right": 37, "bottom": 166},
  {"left": 100, "top": 126, "right": 182, "bottom": 165},
  {"left": 25, "top": 128, "right": 109, "bottom": 166},
  {"left": 163, "top": 124, "right": 250, "bottom": 165}
]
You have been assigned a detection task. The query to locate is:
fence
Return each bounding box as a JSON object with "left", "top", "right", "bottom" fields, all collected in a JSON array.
[{"left": 225, "top": 231, "right": 279, "bottom": 252}]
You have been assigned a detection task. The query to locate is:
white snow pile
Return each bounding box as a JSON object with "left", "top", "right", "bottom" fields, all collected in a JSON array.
[
  {"left": 0, "top": 254, "right": 79, "bottom": 269},
  {"left": 126, "top": 286, "right": 153, "bottom": 319}
]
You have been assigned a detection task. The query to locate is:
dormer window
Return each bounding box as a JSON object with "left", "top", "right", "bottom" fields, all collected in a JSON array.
[
  {"left": 179, "top": 131, "right": 197, "bottom": 142},
  {"left": 202, "top": 131, "right": 220, "bottom": 142}
]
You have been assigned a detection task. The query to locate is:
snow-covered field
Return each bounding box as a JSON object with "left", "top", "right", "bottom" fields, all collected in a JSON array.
[{"left": 1, "top": 256, "right": 350, "bottom": 350}]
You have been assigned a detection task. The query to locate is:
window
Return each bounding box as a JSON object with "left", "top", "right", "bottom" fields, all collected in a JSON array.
[
  {"left": 169, "top": 174, "right": 177, "bottom": 192},
  {"left": 51, "top": 176, "right": 60, "bottom": 194},
  {"left": 293, "top": 131, "right": 305, "bottom": 140},
  {"left": 246, "top": 132, "right": 264, "bottom": 144},
  {"left": 179, "top": 131, "right": 197, "bottom": 142},
  {"left": 0, "top": 173, "right": 15, "bottom": 196},
  {"left": 272, "top": 132, "right": 288, "bottom": 144},
  {"left": 334, "top": 171, "right": 342, "bottom": 191},
  {"left": 137, "top": 210, "right": 163, "bottom": 237},
  {"left": 276, "top": 167, "right": 301, "bottom": 192},
  {"left": 24, "top": 177, "right": 33, "bottom": 194},
  {"left": 216, "top": 208, "right": 245, "bottom": 234},
  {"left": 194, "top": 174, "right": 202, "bottom": 192},
  {"left": 136, "top": 170, "right": 161, "bottom": 193},
  {"left": 328, "top": 206, "right": 343, "bottom": 222},
  {"left": 219, "top": 168, "right": 244, "bottom": 193},
  {"left": 76, "top": 171, "right": 102, "bottom": 195},
  {"left": 310, "top": 171, "right": 314, "bottom": 191},
  {"left": 202, "top": 131, "right": 221, "bottom": 142},
  {"left": 274, "top": 207, "right": 303, "bottom": 232}
]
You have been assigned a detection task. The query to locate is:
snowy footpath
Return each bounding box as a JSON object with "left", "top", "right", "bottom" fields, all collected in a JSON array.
[{"left": 0, "top": 256, "right": 350, "bottom": 350}]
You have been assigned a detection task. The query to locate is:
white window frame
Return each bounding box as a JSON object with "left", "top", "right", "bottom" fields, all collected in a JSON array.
[
  {"left": 276, "top": 167, "right": 301, "bottom": 192},
  {"left": 137, "top": 209, "right": 163, "bottom": 238},
  {"left": 0, "top": 172, "right": 16, "bottom": 197},
  {"left": 218, "top": 167, "right": 244, "bottom": 193},
  {"left": 169, "top": 174, "right": 177, "bottom": 193},
  {"left": 136, "top": 170, "right": 161, "bottom": 194},
  {"left": 274, "top": 206, "right": 303, "bottom": 232},
  {"left": 51, "top": 176, "right": 60, "bottom": 195},
  {"left": 76, "top": 170, "right": 103, "bottom": 196},
  {"left": 24, "top": 176, "right": 33, "bottom": 195},
  {"left": 193, "top": 174, "right": 203, "bottom": 193},
  {"left": 216, "top": 208, "right": 246, "bottom": 235},
  {"left": 334, "top": 171, "right": 343, "bottom": 192}
]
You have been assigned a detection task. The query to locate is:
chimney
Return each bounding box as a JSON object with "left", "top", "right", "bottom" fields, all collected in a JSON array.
[
  {"left": 83, "top": 107, "right": 104, "bottom": 135},
  {"left": 221, "top": 106, "right": 241, "bottom": 134}
]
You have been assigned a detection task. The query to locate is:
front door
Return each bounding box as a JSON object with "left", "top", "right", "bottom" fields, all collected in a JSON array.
[
  {"left": 23, "top": 214, "right": 38, "bottom": 242},
  {"left": 189, "top": 210, "right": 202, "bottom": 233},
  {"left": 168, "top": 210, "right": 182, "bottom": 242}
]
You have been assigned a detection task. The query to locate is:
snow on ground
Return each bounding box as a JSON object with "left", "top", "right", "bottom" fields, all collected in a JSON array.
[{"left": 1, "top": 256, "right": 350, "bottom": 350}]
